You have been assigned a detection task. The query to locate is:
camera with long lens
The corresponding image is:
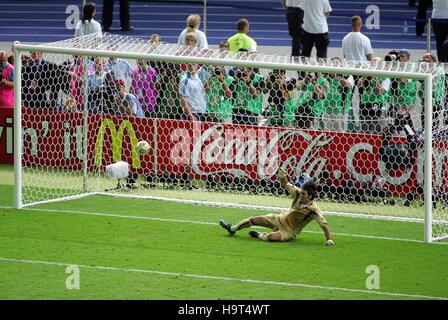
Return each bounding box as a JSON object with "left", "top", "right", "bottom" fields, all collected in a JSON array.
[
  {"left": 385, "top": 50, "right": 400, "bottom": 62},
  {"left": 212, "top": 67, "right": 222, "bottom": 77},
  {"left": 234, "top": 68, "right": 248, "bottom": 80}
]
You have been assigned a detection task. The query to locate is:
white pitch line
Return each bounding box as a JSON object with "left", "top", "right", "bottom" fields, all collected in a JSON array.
[
  {"left": 2, "top": 205, "right": 447, "bottom": 244},
  {"left": 0, "top": 257, "right": 446, "bottom": 300}
]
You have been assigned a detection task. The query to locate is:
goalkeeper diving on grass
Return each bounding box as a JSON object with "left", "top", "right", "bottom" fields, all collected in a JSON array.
[{"left": 219, "top": 168, "right": 334, "bottom": 245}]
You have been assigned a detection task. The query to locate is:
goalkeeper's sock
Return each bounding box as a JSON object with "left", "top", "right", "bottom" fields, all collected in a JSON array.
[
  {"left": 249, "top": 230, "right": 269, "bottom": 241},
  {"left": 231, "top": 218, "right": 252, "bottom": 233}
]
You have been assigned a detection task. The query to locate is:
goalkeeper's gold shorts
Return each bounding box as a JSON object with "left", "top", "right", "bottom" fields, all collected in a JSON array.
[{"left": 258, "top": 213, "right": 296, "bottom": 241}]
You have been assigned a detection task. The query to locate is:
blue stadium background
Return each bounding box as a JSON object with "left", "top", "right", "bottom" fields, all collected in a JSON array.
[{"left": 0, "top": 0, "right": 435, "bottom": 50}]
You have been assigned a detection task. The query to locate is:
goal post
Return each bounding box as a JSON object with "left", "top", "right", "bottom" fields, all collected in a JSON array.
[
  {"left": 424, "top": 74, "right": 432, "bottom": 243},
  {"left": 13, "top": 34, "right": 448, "bottom": 243}
]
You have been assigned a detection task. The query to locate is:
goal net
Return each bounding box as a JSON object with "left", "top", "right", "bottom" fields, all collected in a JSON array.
[{"left": 13, "top": 33, "right": 448, "bottom": 242}]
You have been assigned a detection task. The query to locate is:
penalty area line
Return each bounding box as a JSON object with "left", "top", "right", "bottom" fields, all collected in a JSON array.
[
  {"left": 0, "top": 257, "right": 447, "bottom": 300},
  {"left": 3, "top": 206, "right": 447, "bottom": 244}
]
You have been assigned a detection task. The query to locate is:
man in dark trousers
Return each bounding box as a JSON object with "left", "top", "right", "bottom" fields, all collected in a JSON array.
[
  {"left": 415, "top": 0, "right": 432, "bottom": 37},
  {"left": 281, "top": 0, "right": 304, "bottom": 58},
  {"left": 300, "top": 0, "right": 332, "bottom": 59},
  {"left": 101, "top": 0, "right": 133, "bottom": 32}
]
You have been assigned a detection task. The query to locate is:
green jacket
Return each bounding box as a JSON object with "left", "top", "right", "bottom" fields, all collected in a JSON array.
[
  {"left": 233, "top": 73, "right": 264, "bottom": 115},
  {"left": 297, "top": 77, "right": 328, "bottom": 117},
  {"left": 360, "top": 77, "right": 390, "bottom": 105},
  {"left": 206, "top": 76, "right": 234, "bottom": 121},
  {"left": 325, "top": 76, "right": 353, "bottom": 115}
]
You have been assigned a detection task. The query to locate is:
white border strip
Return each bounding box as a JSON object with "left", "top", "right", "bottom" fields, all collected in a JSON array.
[
  {"left": 21, "top": 193, "right": 99, "bottom": 208},
  {"left": 0, "top": 257, "right": 446, "bottom": 300}
]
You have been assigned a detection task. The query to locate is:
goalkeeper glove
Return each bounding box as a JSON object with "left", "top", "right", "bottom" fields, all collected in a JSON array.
[
  {"left": 278, "top": 167, "right": 286, "bottom": 180},
  {"left": 324, "top": 239, "right": 335, "bottom": 246}
]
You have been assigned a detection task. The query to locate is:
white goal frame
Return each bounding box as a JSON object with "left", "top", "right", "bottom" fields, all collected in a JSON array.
[{"left": 12, "top": 34, "right": 440, "bottom": 243}]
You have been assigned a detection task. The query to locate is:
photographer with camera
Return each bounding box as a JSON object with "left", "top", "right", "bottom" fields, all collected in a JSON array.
[
  {"left": 322, "top": 71, "right": 354, "bottom": 132},
  {"left": 0, "top": 51, "right": 14, "bottom": 108},
  {"left": 232, "top": 67, "right": 264, "bottom": 126},
  {"left": 389, "top": 49, "right": 417, "bottom": 134},
  {"left": 295, "top": 72, "right": 328, "bottom": 129},
  {"left": 379, "top": 124, "right": 421, "bottom": 188},
  {"left": 205, "top": 65, "right": 234, "bottom": 123},
  {"left": 357, "top": 74, "right": 391, "bottom": 134},
  {"left": 384, "top": 50, "right": 400, "bottom": 62},
  {"left": 155, "top": 62, "right": 182, "bottom": 120},
  {"left": 262, "top": 69, "right": 298, "bottom": 127}
]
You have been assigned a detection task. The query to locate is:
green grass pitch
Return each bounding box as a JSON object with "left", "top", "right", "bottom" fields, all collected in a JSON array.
[{"left": 0, "top": 165, "right": 447, "bottom": 300}]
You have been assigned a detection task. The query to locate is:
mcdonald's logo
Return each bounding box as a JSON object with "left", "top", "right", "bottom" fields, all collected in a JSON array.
[{"left": 94, "top": 118, "right": 141, "bottom": 168}]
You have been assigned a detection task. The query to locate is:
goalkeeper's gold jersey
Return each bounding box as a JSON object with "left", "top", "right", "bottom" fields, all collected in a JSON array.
[{"left": 282, "top": 183, "right": 328, "bottom": 235}]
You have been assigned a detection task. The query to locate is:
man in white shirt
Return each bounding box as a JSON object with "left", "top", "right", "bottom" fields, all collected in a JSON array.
[
  {"left": 281, "top": 0, "right": 304, "bottom": 57},
  {"left": 432, "top": 0, "right": 448, "bottom": 61},
  {"left": 301, "top": 0, "right": 332, "bottom": 58},
  {"left": 342, "top": 16, "right": 373, "bottom": 63}
]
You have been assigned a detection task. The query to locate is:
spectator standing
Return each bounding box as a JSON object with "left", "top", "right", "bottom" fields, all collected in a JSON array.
[
  {"left": 22, "top": 52, "right": 61, "bottom": 109},
  {"left": 358, "top": 76, "right": 391, "bottom": 134},
  {"left": 176, "top": 32, "right": 201, "bottom": 57},
  {"left": 418, "top": 53, "right": 446, "bottom": 129},
  {"left": 102, "top": 0, "right": 133, "bottom": 32},
  {"left": 106, "top": 56, "right": 133, "bottom": 84},
  {"left": 149, "top": 34, "right": 161, "bottom": 44},
  {"left": 88, "top": 57, "right": 107, "bottom": 113},
  {"left": 442, "top": 40, "right": 448, "bottom": 62},
  {"left": 88, "top": 57, "right": 107, "bottom": 90},
  {"left": 155, "top": 62, "right": 182, "bottom": 120},
  {"left": 114, "top": 80, "right": 144, "bottom": 117},
  {"left": 0, "top": 51, "right": 14, "bottom": 108},
  {"left": 301, "top": 0, "right": 332, "bottom": 59},
  {"left": 415, "top": 0, "right": 433, "bottom": 37},
  {"left": 219, "top": 40, "right": 229, "bottom": 51},
  {"left": 342, "top": 16, "right": 373, "bottom": 63},
  {"left": 71, "top": 55, "right": 95, "bottom": 110},
  {"left": 281, "top": 0, "right": 304, "bottom": 57},
  {"left": 205, "top": 66, "right": 234, "bottom": 123},
  {"left": 179, "top": 64, "right": 209, "bottom": 122},
  {"left": 177, "top": 15, "right": 208, "bottom": 49},
  {"left": 389, "top": 49, "right": 417, "bottom": 130},
  {"left": 323, "top": 73, "right": 354, "bottom": 132},
  {"left": 232, "top": 68, "right": 264, "bottom": 126},
  {"left": 227, "top": 19, "right": 258, "bottom": 53},
  {"left": 8, "top": 41, "right": 31, "bottom": 66},
  {"left": 74, "top": 2, "right": 102, "bottom": 37},
  {"left": 432, "top": 0, "right": 448, "bottom": 61},
  {"left": 263, "top": 69, "right": 297, "bottom": 127},
  {"left": 295, "top": 72, "right": 328, "bottom": 129},
  {"left": 63, "top": 97, "right": 78, "bottom": 113},
  {"left": 131, "top": 59, "right": 158, "bottom": 117}
]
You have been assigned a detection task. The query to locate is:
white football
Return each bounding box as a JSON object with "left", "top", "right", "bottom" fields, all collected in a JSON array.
[{"left": 136, "top": 140, "right": 150, "bottom": 155}]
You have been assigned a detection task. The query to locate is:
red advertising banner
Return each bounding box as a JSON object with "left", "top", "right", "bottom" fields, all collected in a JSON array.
[
  {"left": 155, "top": 119, "right": 421, "bottom": 195},
  {"left": 2, "top": 107, "right": 447, "bottom": 195}
]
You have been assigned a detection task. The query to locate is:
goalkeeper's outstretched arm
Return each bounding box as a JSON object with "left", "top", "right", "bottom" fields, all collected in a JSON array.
[
  {"left": 278, "top": 167, "right": 289, "bottom": 188},
  {"left": 321, "top": 224, "right": 334, "bottom": 246}
]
